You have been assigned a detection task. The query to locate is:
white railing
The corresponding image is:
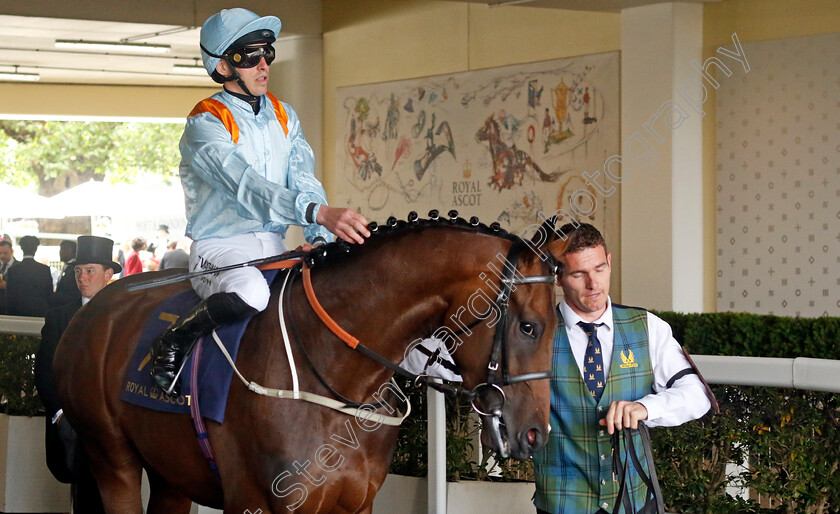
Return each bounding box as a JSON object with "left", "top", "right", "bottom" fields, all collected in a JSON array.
[
  {"left": 692, "top": 355, "right": 840, "bottom": 393},
  {"left": 0, "top": 315, "right": 44, "bottom": 336}
]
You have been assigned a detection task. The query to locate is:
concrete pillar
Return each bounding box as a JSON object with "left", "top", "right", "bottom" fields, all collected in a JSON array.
[
  {"left": 269, "top": 35, "right": 324, "bottom": 180},
  {"left": 268, "top": 35, "right": 324, "bottom": 249},
  {"left": 620, "top": 2, "right": 704, "bottom": 312}
]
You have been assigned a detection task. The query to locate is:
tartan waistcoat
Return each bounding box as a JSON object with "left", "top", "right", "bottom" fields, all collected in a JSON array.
[{"left": 533, "top": 304, "right": 654, "bottom": 514}]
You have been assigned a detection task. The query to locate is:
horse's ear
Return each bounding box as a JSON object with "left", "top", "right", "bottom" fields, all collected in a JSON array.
[
  {"left": 532, "top": 216, "right": 559, "bottom": 245},
  {"left": 545, "top": 237, "right": 569, "bottom": 264},
  {"left": 522, "top": 216, "right": 568, "bottom": 275}
]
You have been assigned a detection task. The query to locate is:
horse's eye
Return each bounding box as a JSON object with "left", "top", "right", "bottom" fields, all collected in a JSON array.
[{"left": 520, "top": 321, "right": 535, "bottom": 337}]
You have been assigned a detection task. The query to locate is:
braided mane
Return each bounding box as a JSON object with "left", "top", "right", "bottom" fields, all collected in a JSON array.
[{"left": 304, "top": 209, "right": 518, "bottom": 269}]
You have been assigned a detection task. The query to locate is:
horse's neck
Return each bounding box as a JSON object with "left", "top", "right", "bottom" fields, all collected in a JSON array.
[{"left": 298, "top": 233, "right": 506, "bottom": 378}]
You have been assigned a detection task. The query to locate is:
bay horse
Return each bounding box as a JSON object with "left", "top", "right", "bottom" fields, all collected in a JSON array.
[
  {"left": 476, "top": 115, "right": 560, "bottom": 191},
  {"left": 54, "top": 212, "right": 567, "bottom": 513}
]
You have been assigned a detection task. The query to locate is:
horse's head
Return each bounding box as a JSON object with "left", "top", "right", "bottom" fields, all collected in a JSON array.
[
  {"left": 442, "top": 218, "right": 567, "bottom": 460},
  {"left": 301, "top": 212, "right": 566, "bottom": 460},
  {"left": 475, "top": 115, "right": 497, "bottom": 143}
]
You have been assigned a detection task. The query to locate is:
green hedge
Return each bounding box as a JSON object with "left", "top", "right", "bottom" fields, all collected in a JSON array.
[
  {"left": 392, "top": 312, "right": 840, "bottom": 512},
  {"left": 655, "top": 311, "right": 840, "bottom": 359},
  {"left": 651, "top": 312, "right": 840, "bottom": 513},
  {"left": 0, "top": 334, "right": 42, "bottom": 417}
]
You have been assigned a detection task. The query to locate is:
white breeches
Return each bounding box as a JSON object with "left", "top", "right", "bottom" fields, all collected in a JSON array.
[{"left": 189, "top": 232, "right": 288, "bottom": 312}]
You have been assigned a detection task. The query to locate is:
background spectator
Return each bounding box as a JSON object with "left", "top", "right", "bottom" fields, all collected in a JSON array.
[
  {"left": 147, "top": 224, "right": 170, "bottom": 260},
  {"left": 158, "top": 240, "right": 189, "bottom": 270},
  {"left": 124, "top": 237, "right": 146, "bottom": 276},
  {"left": 35, "top": 235, "right": 118, "bottom": 513},
  {"left": 6, "top": 235, "right": 53, "bottom": 317},
  {"left": 52, "top": 239, "right": 80, "bottom": 306},
  {"left": 0, "top": 238, "right": 16, "bottom": 314}
]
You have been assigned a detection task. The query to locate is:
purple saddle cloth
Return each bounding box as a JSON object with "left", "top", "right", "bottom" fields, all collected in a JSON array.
[{"left": 120, "top": 270, "right": 278, "bottom": 423}]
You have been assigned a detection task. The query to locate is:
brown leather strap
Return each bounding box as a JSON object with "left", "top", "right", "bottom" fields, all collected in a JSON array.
[
  {"left": 257, "top": 259, "right": 301, "bottom": 271},
  {"left": 301, "top": 263, "right": 360, "bottom": 349}
]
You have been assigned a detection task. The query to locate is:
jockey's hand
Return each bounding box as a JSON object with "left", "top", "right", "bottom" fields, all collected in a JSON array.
[
  {"left": 316, "top": 205, "right": 370, "bottom": 244},
  {"left": 600, "top": 400, "right": 648, "bottom": 434}
]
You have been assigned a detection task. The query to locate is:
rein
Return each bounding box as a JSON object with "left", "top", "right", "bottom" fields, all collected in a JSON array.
[
  {"left": 193, "top": 222, "right": 559, "bottom": 436},
  {"left": 208, "top": 265, "right": 410, "bottom": 426},
  {"left": 611, "top": 425, "right": 665, "bottom": 514},
  {"left": 299, "top": 236, "right": 558, "bottom": 407}
]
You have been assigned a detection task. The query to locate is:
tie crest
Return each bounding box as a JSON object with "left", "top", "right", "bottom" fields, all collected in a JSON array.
[{"left": 578, "top": 320, "right": 605, "bottom": 402}]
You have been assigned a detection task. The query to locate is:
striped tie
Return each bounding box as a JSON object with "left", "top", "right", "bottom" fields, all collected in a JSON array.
[{"left": 578, "top": 321, "right": 605, "bottom": 402}]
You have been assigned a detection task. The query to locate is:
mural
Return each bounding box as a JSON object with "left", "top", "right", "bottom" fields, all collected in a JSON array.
[{"left": 334, "top": 52, "right": 619, "bottom": 235}]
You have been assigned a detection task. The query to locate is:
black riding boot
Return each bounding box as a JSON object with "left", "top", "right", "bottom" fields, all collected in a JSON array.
[{"left": 150, "top": 292, "right": 257, "bottom": 395}]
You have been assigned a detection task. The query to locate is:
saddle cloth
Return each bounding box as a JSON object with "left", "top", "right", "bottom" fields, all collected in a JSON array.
[{"left": 120, "top": 270, "right": 279, "bottom": 423}]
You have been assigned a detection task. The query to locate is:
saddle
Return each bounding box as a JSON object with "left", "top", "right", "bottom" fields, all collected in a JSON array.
[{"left": 120, "top": 269, "right": 279, "bottom": 422}]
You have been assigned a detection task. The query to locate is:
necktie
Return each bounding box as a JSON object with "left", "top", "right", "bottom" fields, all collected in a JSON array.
[{"left": 578, "top": 321, "right": 605, "bottom": 402}]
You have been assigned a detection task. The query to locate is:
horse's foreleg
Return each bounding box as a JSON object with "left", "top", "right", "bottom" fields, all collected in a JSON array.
[
  {"left": 147, "top": 468, "right": 193, "bottom": 514},
  {"left": 84, "top": 438, "right": 143, "bottom": 514}
]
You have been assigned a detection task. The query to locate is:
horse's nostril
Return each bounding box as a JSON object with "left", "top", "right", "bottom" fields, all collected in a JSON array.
[
  {"left": 527, "top": 428, "right": 537, "bottom": 445},
  {"left": 521, "top": 427, "right": 542, "bottom": 451}
]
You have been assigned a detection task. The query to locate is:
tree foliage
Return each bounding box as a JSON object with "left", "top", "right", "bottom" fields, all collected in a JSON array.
[{"left": 0, "top": 120, "right": 182, "bottom": 196}]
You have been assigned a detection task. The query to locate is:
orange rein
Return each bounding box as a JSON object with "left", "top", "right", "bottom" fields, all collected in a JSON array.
[
  {"left": 300, "top": 263, "right": 360, "bottom": 350},
  {"left": 256, "top": 258, "right": 360, "bottom": 350},
  {"left": 257, "top": 260, "right": 301, "bottom": 271}
]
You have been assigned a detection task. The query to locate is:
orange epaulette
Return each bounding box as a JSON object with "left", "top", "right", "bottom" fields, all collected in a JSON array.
[
  {"left": 189, "top": 98, "right": 240, "bottom": 143},
  {"left": 266, "top": 92, "right": 289, "bottom": 137},
  {"left": 187, "top": 93, "right": 290, "bottom": 144}
]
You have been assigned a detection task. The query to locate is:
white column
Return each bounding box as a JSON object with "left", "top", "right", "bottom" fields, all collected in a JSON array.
[
  {"left": 427, "top": 383, "right": 447, "bottom": 514},
  {"left": 269, "top": 35, "right": 324, "bottom": 180},
  {"left": 268, "top": 35, "right": 324, "bottom": 250},
  {"left": 620, "top": 2, "right": 704, "bottom": 312}
]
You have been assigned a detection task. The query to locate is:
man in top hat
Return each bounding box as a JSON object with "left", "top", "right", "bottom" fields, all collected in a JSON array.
[
  {"left": 148, "top": 224, "right": 170, "bottom": 259},
  {"left": 35, "top": 235, "right": 119, "bottom": 514}
]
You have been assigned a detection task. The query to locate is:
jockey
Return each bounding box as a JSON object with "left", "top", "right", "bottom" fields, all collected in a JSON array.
[{"left": 150, "top": 8, "right": 369, "bottom": 395}]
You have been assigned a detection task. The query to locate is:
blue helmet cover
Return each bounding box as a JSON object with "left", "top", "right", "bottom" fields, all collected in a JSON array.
[{"left": 200, "top": 8, "right": 282, "bottom": 76}]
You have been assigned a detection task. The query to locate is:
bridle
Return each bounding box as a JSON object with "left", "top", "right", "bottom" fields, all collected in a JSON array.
[
  {"left": 300, "top": 233, "right": 559, "bottom": 456},
  {"left": 458, "top": 237, "right": 557, "bottom": 457},
  {"left": 464, "top": 237, "right": 556, "bottom": 406}
]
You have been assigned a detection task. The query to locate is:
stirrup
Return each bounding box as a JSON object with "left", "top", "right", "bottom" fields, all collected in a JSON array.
[
  {"left": 161, "top": 336, "right": 201, "bottom": 396},
  {"left": 164, "top": 356, "right": 190, "bottom": 396}
]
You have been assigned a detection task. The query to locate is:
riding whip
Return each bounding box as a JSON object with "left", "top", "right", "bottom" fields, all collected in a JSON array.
[{"left": 124, "top": 250, "right": 307, "bottom": 292}]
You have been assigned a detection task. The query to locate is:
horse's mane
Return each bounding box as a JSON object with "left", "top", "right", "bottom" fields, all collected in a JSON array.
[{"left": 304, "top": 209, "right": 518, "bottom": 269}]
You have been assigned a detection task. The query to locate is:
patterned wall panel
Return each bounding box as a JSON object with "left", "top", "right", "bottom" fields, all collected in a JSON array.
[{"left": 717, "top": 32, "right": 840, "bottom": 317}]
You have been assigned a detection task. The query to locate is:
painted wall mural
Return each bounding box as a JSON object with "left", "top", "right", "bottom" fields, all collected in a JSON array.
[{"left": 333, "top": 52, "right": 620, "bottom": 237}]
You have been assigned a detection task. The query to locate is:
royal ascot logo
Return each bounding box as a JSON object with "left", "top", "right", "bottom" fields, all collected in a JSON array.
[{"left": 620, "top": 349, "right": 638, "bottom": 369}]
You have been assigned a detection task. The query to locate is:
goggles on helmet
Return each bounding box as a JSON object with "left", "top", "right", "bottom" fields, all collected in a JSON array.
[{"left": 225, "top": 45, "right": 275, "bottom": 68}]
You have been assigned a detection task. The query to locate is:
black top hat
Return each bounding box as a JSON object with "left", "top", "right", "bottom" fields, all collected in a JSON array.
[{"left": 75, "top": 236, "right": 122, "bottom": 273}]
